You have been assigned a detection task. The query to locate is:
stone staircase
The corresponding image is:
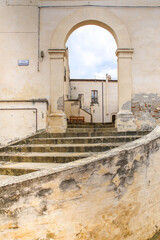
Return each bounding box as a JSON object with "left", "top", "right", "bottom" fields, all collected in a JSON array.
[{"left": 0, "top": 123, "right": 150, "bottom": 180}]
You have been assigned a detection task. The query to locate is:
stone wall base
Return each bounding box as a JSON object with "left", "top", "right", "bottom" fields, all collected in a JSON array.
[
  {"left": 47, "top": 112, "right": 67, "bottom": 133},
  {"left": 116, "top": 111, "right": 137, "bottom": 132}
]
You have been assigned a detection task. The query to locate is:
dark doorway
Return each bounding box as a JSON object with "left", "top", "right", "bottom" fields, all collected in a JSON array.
[{"left": 112, "top": 115, "right": 116, "bottom": 124}]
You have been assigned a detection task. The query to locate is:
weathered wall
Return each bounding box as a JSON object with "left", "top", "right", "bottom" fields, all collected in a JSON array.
[
  {"left": 0, "top": 0, "right": 49, "bottom": 141},
  {"left": 132, "top": 94, "right": 160, "bottom": 131},
  {"left": 0, "top": 101, "right": 47, "bottom": 145},
  {"left": 0, "top": 1, "right": 46, "bottom": 100},
  {"left": 1, "top": 126, "right": 160, "bottom": 239},
  {"left": 0, "top": 0, "right": 160, "bottom": 132}
]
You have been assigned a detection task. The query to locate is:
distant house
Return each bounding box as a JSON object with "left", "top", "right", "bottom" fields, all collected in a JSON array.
[{"left": 65, "top": 75, "right": 118, "bottom": 123}]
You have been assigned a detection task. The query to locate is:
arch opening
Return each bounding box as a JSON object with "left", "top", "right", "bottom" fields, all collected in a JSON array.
[
  {"left": 64, "top": 24, "right": 118, "bottom": 124},
  {"left": 64, "top": 20, "right": 118, "bottom": 47}
]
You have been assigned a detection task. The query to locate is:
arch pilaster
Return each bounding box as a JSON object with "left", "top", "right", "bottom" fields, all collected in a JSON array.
[
  {"left": 47, "top": 49, "right": 67, "bottom": 133},
  {"left": 116, "top": 48, "right": 137, "bottom": 131}
]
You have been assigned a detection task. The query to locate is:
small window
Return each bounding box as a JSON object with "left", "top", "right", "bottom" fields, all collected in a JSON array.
[{"left": 91, "top": 90, "right": 98, "bottom": 103}]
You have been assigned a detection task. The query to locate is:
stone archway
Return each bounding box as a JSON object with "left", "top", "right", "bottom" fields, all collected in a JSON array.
[{"left": 48, "top": 7, "right": 137, "bottom": 132}]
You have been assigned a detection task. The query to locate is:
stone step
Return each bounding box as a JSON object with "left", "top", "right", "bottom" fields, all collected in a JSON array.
[
  {"left": 34, "top": 131, "right": 150, "bottom": 139},
  {"left": 66, "top": 127, "right": 116, "bottom": 133},
  {"left": 0, "top": 162, "right": 64, "bottom": 176},
  {"left": 4, "top": 142, "right": 122, "bottom": 153},
  {"left": 0, "top": 152, "right": 90, "bottom": 163},
  {"left": 0, "top": 167, "right": 36, "bottom": 176},
  {"left": 0, "top": 162, "right": 64, "bottom": 170},
  {"left": 67, "top": 123, "right": 114, "bottom": 128},
  {"left": 21, "top": 135, "right": 142, "bottom": 145},
  {"left": 0, "top": 129, "right": 150, "bottom": 177}
]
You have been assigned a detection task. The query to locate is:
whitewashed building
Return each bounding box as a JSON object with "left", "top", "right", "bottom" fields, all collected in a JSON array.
[{"left": 65, "top": 76, "right": 118, "bottom": 123}]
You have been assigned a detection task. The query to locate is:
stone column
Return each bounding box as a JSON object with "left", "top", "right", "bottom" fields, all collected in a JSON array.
[
  {"left": 47, "top": 49, "right": 67, "bottom": 133},
  {"left": 116, "top": 48, "right": 137, "bottom": 132}
]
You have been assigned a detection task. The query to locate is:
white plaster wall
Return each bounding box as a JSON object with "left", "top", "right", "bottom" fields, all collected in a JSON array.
[
  {"left": 109, "top": 7, "right": 160, "bottom": 95},
  {"left": 0, "top": 101, "right": 47, "bottom": 145},
  {"left": 105, "top": 81, "right": 118, "bottom": 122},
  {"left": 0, "top": 4, "right": 45, "bottom": 100},
  {"left": 80, "top": 108, "right": 91, "bottom": 122},
  {"left": 70, "top": 81, "right": 104, "bottom": 123},
  {"left": 65, "top": 100, "right": 80, "bottom": 120},
  {"left": 0, "top": 110, "right": 36, "bottom": 145}
]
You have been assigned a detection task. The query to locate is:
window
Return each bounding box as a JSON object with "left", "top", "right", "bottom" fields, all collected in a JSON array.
[{"left": 91, "top": 90, "right": 98, "bottom": 103}]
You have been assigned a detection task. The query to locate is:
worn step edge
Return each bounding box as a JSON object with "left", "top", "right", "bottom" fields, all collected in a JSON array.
[
  {"left": 0, "top": 155, "right": 89, "bottom": 163},
  {"left": 0, "top": 168, "right": 36, "bottom": 176},
  {"left": 21, "top": 136, "right": 141, "bottom": 144},
  {"left": 35, "top": 131, "right": 150, "bottom": 138},
  {"left": 3, "top": 143, "right": 122, "bottom": 153}
]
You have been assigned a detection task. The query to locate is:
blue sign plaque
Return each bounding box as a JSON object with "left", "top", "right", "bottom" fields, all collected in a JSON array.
[{"left": 18, "top": 60, "right": 29, "bottom": 66}]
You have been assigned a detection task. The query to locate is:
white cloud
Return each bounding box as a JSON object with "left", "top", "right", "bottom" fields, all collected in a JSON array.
[{"left": 66, "top": 25, "right": 117, "bottom": 79}]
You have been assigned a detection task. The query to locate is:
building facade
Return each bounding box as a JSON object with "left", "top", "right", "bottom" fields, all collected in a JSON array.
[
  {"left": 0, "top": 0, "right": 160, "bottom": 144},
  {"left": 66, "top": 77, "right": 118, "bottom": 123}
]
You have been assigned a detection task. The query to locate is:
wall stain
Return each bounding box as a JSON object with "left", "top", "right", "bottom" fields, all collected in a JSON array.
[
  {"left": 59, "top": 178, "right": 80, "bottom": 192},
  {"left": 57, "top": 96, "right": 64, "bottom": 111}
]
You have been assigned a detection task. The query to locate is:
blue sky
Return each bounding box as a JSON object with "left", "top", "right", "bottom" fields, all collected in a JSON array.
[{"left": 66, "top": 25, "right": 117, "bottom": 80}]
